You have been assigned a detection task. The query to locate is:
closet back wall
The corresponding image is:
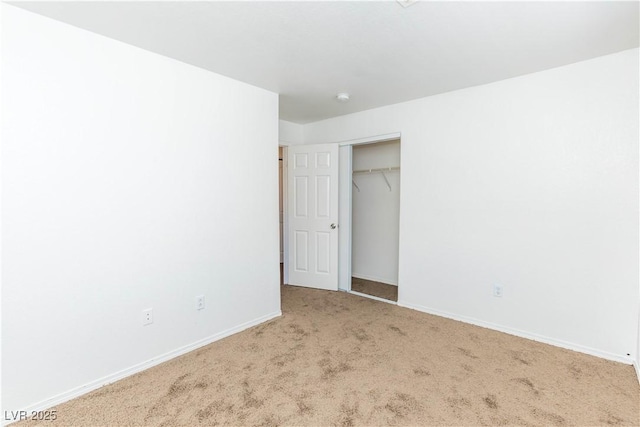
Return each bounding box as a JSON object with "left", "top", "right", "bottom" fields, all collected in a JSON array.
[{"left": 352, "top": 141, "right": 401, "bottom": 285}]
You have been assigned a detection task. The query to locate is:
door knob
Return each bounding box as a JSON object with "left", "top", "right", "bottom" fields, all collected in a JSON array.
[{"left": 330, "top": 223, "right": 337, "bottom": 229}]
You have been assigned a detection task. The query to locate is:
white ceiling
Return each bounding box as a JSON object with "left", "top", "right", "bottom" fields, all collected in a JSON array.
[{"left": 10, "top": 1, "right": 639, "bottom": 124}]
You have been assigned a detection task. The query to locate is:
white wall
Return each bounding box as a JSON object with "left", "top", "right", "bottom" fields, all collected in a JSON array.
[
  {"left": 305, "top": 49, "right": 640, "bottom": 363},
  {"left": 352, "top": 141, "right": 400, "bottom": 285},
  {"left": 1, "top": 5, "right": 280, "bottom": 413},
  {"left": 279, "top": 119, "right": 304, "bottom": 145}
]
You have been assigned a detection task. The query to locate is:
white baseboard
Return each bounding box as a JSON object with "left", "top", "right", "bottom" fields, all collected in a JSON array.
[
  {"left": 352, "top": 273, "right": 397, "bottom": 286},
  {"left": 11, "top": 311, "right": 282, "bottom": 421},
  {"left": 634, "top": 360, "right": 640, "bottom": 385},
  {"left": 397, "top": 300, "right": 633, "bottom": 365}
]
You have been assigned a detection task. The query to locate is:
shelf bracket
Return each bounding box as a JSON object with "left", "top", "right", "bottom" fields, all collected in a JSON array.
[
  {"left": 352, "top": 179, "right": 360, "bottom": 192},
  {"left": 381, "top": 171, "right": 391, "bottom": 191}
]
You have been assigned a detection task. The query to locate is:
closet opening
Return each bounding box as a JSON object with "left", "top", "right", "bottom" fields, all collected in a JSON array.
[{"left": 348, "top": 139, "right": 400, "bottom": 303}]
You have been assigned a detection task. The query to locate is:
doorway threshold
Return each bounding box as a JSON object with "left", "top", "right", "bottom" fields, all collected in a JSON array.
[{"left": 348, "top": 290, "right": 397, "bottom": 305}]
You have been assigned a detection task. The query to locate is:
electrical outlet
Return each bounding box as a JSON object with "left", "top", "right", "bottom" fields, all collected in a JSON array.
[
  {"left": 142, "top": 308, "right": 153, "bottom": 325},
  {"left": 493, "top": 284, "right": 503, "bottom": 298},
  {"left": 196, "top": 295, "right": 205, "bottom": 311}
]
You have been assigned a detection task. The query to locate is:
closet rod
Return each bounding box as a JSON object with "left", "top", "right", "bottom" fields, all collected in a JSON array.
[{"left": 352, "top": 166, "right": 400, "bottom": 175}]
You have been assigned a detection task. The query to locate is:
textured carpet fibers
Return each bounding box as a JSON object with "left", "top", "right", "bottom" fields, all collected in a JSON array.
[
  {"left": 351, "top": 277, "right": 398, "bottom": 302},
  {"left": 18, "top": 285, "right": 640, "bottom": 426}
]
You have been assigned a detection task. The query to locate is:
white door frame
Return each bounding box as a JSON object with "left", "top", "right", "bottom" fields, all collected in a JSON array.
[
  {"left": 338, "top": 145, "right": 352, "bottom": 291},
  {"left": 279, "top": 145, "right": 289, "bottom": 285},
  {"left": 338, "top": 133, "right": 401, "bottom": 292}
]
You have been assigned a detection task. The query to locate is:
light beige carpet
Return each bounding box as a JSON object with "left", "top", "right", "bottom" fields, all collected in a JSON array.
[
  {"left": 17, "top": 285, "right": 640, "bottom": 426},
  {"left": 351, "top": 277, "right": 398, "bottom": 302}
]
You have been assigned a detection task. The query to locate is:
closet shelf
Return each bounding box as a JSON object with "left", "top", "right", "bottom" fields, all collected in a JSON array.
[
  {"left": 352, "top": 166, "right": 400, "bottom": 192},
  {"left": 352, "top": 166, "right": 400, "bottom": 175}
]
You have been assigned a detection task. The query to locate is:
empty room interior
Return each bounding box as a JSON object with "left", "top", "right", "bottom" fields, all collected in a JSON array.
[{"left": 1, "top": 1, "right": 639, "bottom": 426}]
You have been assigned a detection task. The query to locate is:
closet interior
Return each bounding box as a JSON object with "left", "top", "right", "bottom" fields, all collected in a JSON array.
[{"left": 351, "top": 139, "right": 401, "bottom": 302}]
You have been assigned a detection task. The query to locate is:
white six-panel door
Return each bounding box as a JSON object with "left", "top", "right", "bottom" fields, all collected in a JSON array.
[{"left": 287, "top": 143, "right": 339, "bottom": 291}]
